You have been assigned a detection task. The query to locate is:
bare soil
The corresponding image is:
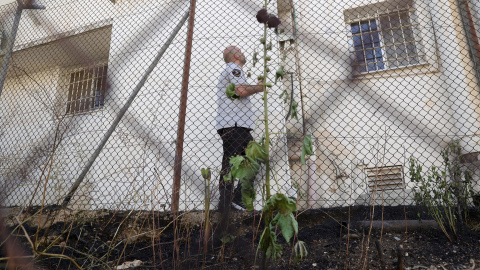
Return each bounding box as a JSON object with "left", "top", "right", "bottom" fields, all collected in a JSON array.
[{"left": 2, "top": 205, "right": 479, "bottom": 269}]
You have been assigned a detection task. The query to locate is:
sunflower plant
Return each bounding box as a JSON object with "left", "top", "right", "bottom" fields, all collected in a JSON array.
[{"left": 223, "top": 2, "right": 312, "bottom": 264}]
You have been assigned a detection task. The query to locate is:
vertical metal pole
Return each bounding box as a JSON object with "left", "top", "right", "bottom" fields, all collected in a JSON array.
[
  {"left": 171, "top": 0, "right": 196, "bottom": 212},
  {"left": 60, "top": 10, "right": 190, "bottom": 208},
  {"left": 0, "top": 4, "right": 23, "bottom": 97}
]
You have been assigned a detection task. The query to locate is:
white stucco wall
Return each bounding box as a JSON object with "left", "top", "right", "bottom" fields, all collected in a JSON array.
[
  {"left": 1, "top": 0, "right": 479, "bottom": 210},
  {"left": 289, "top": 0, "right": 480, "bottom": 207}
]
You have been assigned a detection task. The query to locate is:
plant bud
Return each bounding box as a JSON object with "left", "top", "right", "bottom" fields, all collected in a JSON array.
[
  {"left": 266, "top": 41, "right": 272, "bottom": 50},
  {"left": 260, "top": 38, "right": 266, "bottom": 44}
]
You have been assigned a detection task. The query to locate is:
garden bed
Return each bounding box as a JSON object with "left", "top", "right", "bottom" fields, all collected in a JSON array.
[{"left": 1, "top": 205, "right": 479, "bottom": 269}]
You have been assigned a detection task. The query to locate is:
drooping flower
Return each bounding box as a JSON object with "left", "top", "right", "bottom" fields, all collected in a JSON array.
[
  {"left": 256, "top": 9, "right": 269, "bottom": 24},
  {"left": 267, "top": 16, "right": 281, "bottom": 28}
]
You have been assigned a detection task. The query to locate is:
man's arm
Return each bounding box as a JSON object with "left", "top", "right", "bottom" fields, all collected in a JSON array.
[{"left": 235, "top": 80, "right": 264, "bottom": 97}]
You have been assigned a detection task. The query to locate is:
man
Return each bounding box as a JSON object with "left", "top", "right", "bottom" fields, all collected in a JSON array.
[{"left": 216, "top": 46, "right": 264, "bottom": 211}]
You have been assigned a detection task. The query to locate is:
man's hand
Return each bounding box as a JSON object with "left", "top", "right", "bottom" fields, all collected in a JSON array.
[{"left": 235, "top": 82, "right": 264, "bottom": 97}]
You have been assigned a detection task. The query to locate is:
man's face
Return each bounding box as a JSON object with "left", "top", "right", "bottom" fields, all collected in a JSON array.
[{"left": 234, "top": 47, "right": 246, "bottom": 65}]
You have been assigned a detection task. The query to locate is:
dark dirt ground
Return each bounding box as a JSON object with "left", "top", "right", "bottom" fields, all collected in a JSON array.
[{"left": 1, "top": 205, "right": 480, "bottom": 270}]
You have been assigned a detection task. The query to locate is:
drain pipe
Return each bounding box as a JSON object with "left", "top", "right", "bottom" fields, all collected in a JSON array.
[{"left": 457, "top": 0, "right": 480, "bottom": 85}]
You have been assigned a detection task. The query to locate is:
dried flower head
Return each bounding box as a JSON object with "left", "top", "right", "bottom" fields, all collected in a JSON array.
[
  {"left": 256, "top": 9, "right": 269, "bottom": 24},
  {"left": 267, "top": 16, "right": 281, "bottom": 28}
]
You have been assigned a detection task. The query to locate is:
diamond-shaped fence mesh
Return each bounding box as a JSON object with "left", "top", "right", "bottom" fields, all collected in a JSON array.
[{"left": 0, "top": 0, "right": 480, "bottom": 213}]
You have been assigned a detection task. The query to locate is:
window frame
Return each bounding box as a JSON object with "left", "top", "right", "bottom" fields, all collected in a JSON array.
[
  {"left": 63, "top": 63, "right": 108, "bottom": 116},
  {"left": 346, "top": 6, "right": 426, "bottom": 74}
]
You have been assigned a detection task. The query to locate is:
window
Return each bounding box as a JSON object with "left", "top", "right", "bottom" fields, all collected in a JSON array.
[
  {"left": 66, "top": 64, "right": 107, "bottom": 115},
  {"left": 348, "top": 6, "right": 424, "bottom": 73},
  {"left": 365, "top": 165, "right": 404, "bottom": 192}
]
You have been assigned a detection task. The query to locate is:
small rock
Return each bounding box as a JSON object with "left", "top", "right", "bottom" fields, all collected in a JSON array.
[
  {"left": 342, "top": 234, "right": 359, "bottom": 239},
  {"left": 114, "top": 259, "right": 142, "bottom": 270},
  {"left": 394, "top": 236, "right": 401, "bottom": 241},
  {"left": 312, "top": 263, "right": 318, "bottom": 267},
  {"left": 233, "top": 258, "right": 238, "bottom": 261},
  {"left": 405, "top": 252, "right": 408, "bottom": 257}
]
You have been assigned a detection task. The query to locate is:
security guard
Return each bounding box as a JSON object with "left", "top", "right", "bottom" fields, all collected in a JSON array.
[{"left": 216, "top": 46, "right": 263, "bottom": 211}]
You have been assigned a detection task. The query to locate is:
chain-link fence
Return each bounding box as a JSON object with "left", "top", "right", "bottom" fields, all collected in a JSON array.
[{"left": 1, "top": 0, "right": 480, "bottom": 212}]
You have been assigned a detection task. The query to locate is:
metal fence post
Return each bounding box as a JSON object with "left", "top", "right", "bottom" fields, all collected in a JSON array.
[
  {"left": 171, "top": 0, "right": 197, "bottom": 213},
  {"left": 61, "top": 10, "right": 190, "bottom": 208},
  {"left": 0, "top": 0, "right": 44, "bottom": 98}
]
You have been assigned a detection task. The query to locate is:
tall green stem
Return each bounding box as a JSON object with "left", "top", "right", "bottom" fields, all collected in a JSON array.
[
  {"left": 261, "top": 2, "right": 272, "bottom": 265},
  {"left": 262, "top": 6, "right": 271, "bottom": 201}
]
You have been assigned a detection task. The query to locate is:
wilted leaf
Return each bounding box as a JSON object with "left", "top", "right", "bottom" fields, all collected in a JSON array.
[
  {"left": 229, "top": 155, "right": 260, "bottom": 182},
  {"left": 263, "top": 193, "right": 297, "bottom": 215},
  {"left": 301, "top": 134, "right": 313, "bottom": 164},
  {"left": 246, "top": 141, "right": 268, "bottom": 163},
  {"left": 273, "top": 212, "right": 298, "bottom": 243},
  {"left": 275, "top": 66, "right": 286, "bottom": 84},
  {"left": 225, "top": 83, "right": 239, "bottom": 100},
  {"left": 291, "top": 100, "right": 298, "bottom": 120},
  {"left": 241, "top": 178, "right": 255, "bottom": 210},
  {"left": 294, "top": 241, "right": 308, "bottom": 262}
]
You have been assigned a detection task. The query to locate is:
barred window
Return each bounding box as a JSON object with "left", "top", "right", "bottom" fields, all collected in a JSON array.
[
  {"left": 348, "top": 6, "right": 423, "bottom": 73},
  {"left": 66, "top": 64, "right": 107, "bottom": 115}
]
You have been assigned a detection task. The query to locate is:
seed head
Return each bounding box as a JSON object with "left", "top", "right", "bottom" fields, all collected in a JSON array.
[
  {"left": 267, "top": 16, "right": 281, "bottom": 28},
  {"left": 256, "top": 9, "right": 269, "bottom": 24}
]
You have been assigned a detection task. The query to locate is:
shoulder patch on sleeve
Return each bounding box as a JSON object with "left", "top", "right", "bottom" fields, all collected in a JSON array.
[{"left": 232, "top": 69, "right": 241, "bottom": 77}]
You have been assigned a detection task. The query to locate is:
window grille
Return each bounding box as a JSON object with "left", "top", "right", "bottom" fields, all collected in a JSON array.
[
  {"left": 365, "top": 165, "right": 404, "bottom": 192},
  {"left": 66, "top": 64, "right": 108, "bottom": 115},
  {"left": 347, "top": 6, "right": 424, "bottom": 73}
]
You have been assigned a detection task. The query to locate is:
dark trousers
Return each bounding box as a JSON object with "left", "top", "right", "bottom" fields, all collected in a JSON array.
[{"left": 217, "top": 126, "right": 253, "bottom": 210}]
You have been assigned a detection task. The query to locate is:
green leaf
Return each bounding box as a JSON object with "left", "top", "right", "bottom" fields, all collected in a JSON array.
[
  {"left": 263, "top": 193, "right": 297, "bottom": 216},
  {"left": 220, "top": 234, "right": 235, "bottom": 244},
  {"left": 291, "top": 100, "right": 298, "bottom": 120},
  {"left": 275, "top": 66, "right": 286, "bottom": 84},
  {"left": 274, "top": 212, "right": 298, "bottom": 243},
  {"left": 229, "top": 155, "right": 260, "bottom": 182},
  {"left": 259, "top": 226, "right": 282, "bottom": 261},
  {"left": 245, "top": 141, "right": 268, "bottom": 163},
  {"left": 225, "top": 83, "right": 239, "bottom": 100},
  {"left": 241, "top": 178, "right": 255, "bottom": 211},
  {"left": 253, "top": 51, "right": 258, "bottom": 67},
  {"left": 266, "top": 40, "right": 272, "bottom": 50},
  {"left": 224, "top": 171, "right": 233, "bottom": 182},
  {"left": 229, "top": 155, "right": 245, "bottom": 169},
  {"left": 301, "top": 135, "right": 313, "bottom": 164}
]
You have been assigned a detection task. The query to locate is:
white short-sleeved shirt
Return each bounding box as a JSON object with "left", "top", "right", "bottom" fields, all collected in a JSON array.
[{"left": 216, "top": 62, "right": 255, "bottom": 130}]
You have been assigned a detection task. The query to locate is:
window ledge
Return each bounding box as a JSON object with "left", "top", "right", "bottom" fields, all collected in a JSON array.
[{"left": 353, "top": 62, "right": 431, "bottom": 77}]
